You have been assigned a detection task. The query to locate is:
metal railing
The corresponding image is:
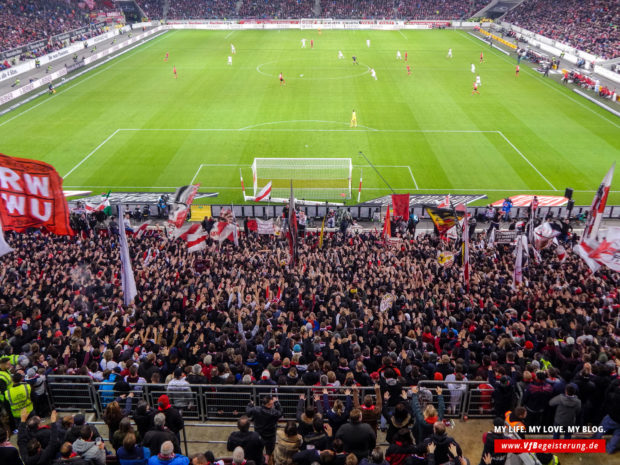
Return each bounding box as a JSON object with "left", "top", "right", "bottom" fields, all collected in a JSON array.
[{"left": 47, "top": 377, "right": 499, "bottom": 421}]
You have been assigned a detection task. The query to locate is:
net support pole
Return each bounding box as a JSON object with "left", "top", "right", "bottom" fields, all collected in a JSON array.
[{"left": 357, "top": 168, "right": 363, "bottom": 203}]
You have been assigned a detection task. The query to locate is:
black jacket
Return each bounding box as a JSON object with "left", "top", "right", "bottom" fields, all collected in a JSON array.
[
  {"left": 227, "top": 430, "right": 265, "bottom": 465},
  {"left": 479, "top": 432, "right": 507, "bottom": 465},
  {"left": 19, "top": 423, "right": 59, "bottom": 465},
  {"left": 159, "top": 406, "right": 184, "bottom": 434},
  {"left": 52, "top": 458, "right": 91, "bottom": 465},
  {"left": 419, "top": 433, "right": 462, "bottom": 465},
  {"left": 246, "top": 402, "right": 283, "bottom": 441},
  {"left": 142, "top": 426, "right": 180, "bottom": 456},
  {"left": 335, "top": 422, "right": 376, "bottom": 459}
]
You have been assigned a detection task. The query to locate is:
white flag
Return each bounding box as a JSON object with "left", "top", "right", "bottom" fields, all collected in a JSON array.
[
  {"left": 257, "top": 218, "right": 275, "bottom": 235},
  {"left": 513, "top": 234, "right": 523, "bottom": 289},
  {"left": 0, "top": 219, "right": 13, "bottom": 258},
  {"left": 117, "top": 205, "right": 137, "bottom": 306},
  {"left": 255, "top": 181, "right": 272, "bottom": 202}
]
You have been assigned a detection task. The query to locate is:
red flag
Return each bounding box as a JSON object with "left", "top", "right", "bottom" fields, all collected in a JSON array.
[
  {"left": 0, "top": 153, "right": 73, "bottom": 235},
  {"left": 391, "top": 194, "right": 410, "bottom": 221},
  {"left": 438, "top": 194, "right": 451, "bottom": 209}
]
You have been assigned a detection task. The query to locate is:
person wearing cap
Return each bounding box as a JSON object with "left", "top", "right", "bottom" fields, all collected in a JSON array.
[
  {"left": 246, "top": 394, "right": 282, "bottom": 461},
  {"left": 65, "top": 414, "right": 101, "bottom": 444},
  {"left": 156, "top": 395, "right": 184, "bottom": 439},
  {"left": 148, "top": 440, "right": 189, "bottom": 465},
  {"left": 5, "top": 372, "right": 34, "bottom": 429},
  {"left": 26, "top": 367, "right": 48, "bottom": 418}
]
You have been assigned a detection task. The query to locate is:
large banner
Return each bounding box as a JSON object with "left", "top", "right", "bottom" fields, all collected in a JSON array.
[{"left": 0, "top": 153, "right": 73, "bottom": 235}]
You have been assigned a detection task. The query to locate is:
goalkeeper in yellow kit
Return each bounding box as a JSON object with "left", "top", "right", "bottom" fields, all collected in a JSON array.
[{"left": 350, "top": 110, "right": 357, "bottom": 128}]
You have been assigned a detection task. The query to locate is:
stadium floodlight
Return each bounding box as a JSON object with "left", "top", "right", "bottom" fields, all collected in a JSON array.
[{"left": 250, "top": 158, "right": 352, "bottom": 203}]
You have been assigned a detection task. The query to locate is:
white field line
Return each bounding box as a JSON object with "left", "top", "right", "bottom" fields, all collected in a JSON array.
[
  {"left": 225, "top": 31, "right": 235, "bottom": 39},
  {"left": 496, "top": 131, "right": 556, "bottom": 191},
  {"left": 458, "top": 31, "right": 620, "bottom": 130},
  {"left": 62, "top": 127, "right": 553, "bottom": 193},
  {"left": 398, "top": 30, "right": 408, "bottom": 40},
  {"left": 190, "top": 164, "right": 204, "bottom": 185},
  {"left": 63, "top": 129, "right": 121, "bottom": 178},
  {"left": 62, "top": 185, "right": 620, "bottom": 193},
  {"left": 0, "top": 32, "right": 170, "bottom": 129},
  {"left": 407, "top": 166, "right": 419, "bottom": 190}
]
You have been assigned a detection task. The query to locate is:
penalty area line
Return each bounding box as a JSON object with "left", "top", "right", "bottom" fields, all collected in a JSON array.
[
  {"left": 63, "top": 129, "right": 120, "bottom": 179},
  {"left": 496, "top": 131, "right": 556, "bottom": 191}
]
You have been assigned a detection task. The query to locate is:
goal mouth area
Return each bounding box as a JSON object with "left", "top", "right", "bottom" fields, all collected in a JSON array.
[{"left": 252, "top": 157, "right": 353, "bottom": 202}]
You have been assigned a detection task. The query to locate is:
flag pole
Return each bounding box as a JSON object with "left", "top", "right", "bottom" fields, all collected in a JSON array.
[{"left": 357, "top": 168, "right": 363, "bottom": 203}]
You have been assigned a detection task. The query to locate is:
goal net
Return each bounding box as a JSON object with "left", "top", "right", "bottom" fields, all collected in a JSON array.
[{"left": 252, "top": 158, "right": 352, "bottom": 202}]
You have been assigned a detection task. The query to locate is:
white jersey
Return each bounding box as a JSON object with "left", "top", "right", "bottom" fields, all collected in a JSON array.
[
  {"left": 471, "top": 64, "right": 475, "bottom": 73},
  {"left": 366, "top": 39, "right": 371, "bottom": 48},
  {"left": 338, "top": 50, "right": 344, "bottom": 59},
  {"left": 301, "top": 38, "right": 307, "bottom": 48},
  {"left": 396, "top": 51, "right": 402, "bottom": 59},
  {"left": 231, "top": 44, "right": 236, "bottom": 54},
  {"left": 370, "top": 68, "right": 377, "bottom": 80},
  {"left": 476, "top": 75, "right": 481, "bottom": 86},
  {"left": 447, "top": 48, "right": 452, "bottom": 58},
  {"left": 228, "top": 56, "right": 232, "bottom": 65}
]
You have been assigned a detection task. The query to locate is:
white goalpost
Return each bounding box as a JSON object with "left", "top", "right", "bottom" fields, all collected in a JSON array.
[{"left": 249, "top": 157, "right": 352, "bottom": 203}]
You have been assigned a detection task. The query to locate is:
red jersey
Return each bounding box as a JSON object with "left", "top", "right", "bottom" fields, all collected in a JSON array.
[
  {"left": 279, "top": 73, "right": 283, "bottom": 80},
  {"left": 405, "top": 52, "right": 408, "bottom": 61},
  {"left": 173, "top": 67, "right": 177, "bottom": 73},
  {"left": 516, "top": 65, "right": 520, "bottom": 73}
]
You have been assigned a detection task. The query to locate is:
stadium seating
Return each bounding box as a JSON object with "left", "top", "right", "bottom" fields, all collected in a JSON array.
[{"left": 503, "top": 0, "right": 620, "bottom": 59}]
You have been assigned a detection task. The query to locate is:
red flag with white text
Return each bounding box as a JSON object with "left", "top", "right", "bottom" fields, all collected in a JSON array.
[{"left": 0, "top": 153, "right": 73, "bottom": 235}]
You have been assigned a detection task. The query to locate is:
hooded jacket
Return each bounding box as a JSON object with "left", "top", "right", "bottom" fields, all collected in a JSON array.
[
  {"left": 272, "top": 430, "right": 302, "bottom": 465},
  {"left": 72, "top": 439, "right": 106, "bottom": 465},
  {"left": 549, "top": 393, "right": 581, "bottom": 427}
]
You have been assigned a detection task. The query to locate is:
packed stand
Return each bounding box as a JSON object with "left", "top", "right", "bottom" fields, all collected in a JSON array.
[
  {"left": 239, "top": 0, "right": 315, "bottom": 20},
  {"left": 136, "top": 0, "right": 164, "bottom": 19},
  {"left": 0, "top": 0, "right": 93, "bottom": 53},
  {"left": 167, "top": 0, "right": 238, "bottom": 20},
  {"left": 0, "top": 205, "right": 619, "bottom": 463},
  {"left": 504, "top": 0, "right": 620, "bottom": 60},
  {"left": 396, "top": 0, "right": 486, "bottom": 20},
  {"left": 321, "top": 0, "right": 396, "bottom": 20}
]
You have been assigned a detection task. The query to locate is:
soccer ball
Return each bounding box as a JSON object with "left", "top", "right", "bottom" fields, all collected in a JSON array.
[{"left": 300, "top": 74, "right": 304, "bottom": 77}]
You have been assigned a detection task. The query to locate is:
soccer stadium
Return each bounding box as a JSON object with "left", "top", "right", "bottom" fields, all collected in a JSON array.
[{"left": 0, "top": 1, "right": 619, "bottom": 465}]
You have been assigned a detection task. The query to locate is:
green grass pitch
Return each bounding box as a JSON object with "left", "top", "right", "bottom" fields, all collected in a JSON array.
[{"left": 0, "top": 29, "right": 618, "bottom": 206}]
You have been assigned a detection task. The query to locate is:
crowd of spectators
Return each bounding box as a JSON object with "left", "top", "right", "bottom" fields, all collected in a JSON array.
[
  {"left": 504, "top": 0, "right": 620, "bottom": 60},
  {"left": 0, "top": 207, "right": 619, "bottom": 464},
  {"left": 396, "top": 0, "right": 486, "bottom": 21},
  {"left": 166, "top": 0, "right": 237, "bottom": 20},
  {"left": 239, "top": 0, "right": 314, "bottom": 20},
  {"left": 135, "top": 0, "right": 164, "bottom": 20},
  {"left": 0, "top": 0, "right": 98, "bottom": 53}
]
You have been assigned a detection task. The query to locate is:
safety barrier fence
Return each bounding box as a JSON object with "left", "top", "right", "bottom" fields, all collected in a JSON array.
[{"left": 47, "top": 377, "right": 500, "bottom": 421}]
